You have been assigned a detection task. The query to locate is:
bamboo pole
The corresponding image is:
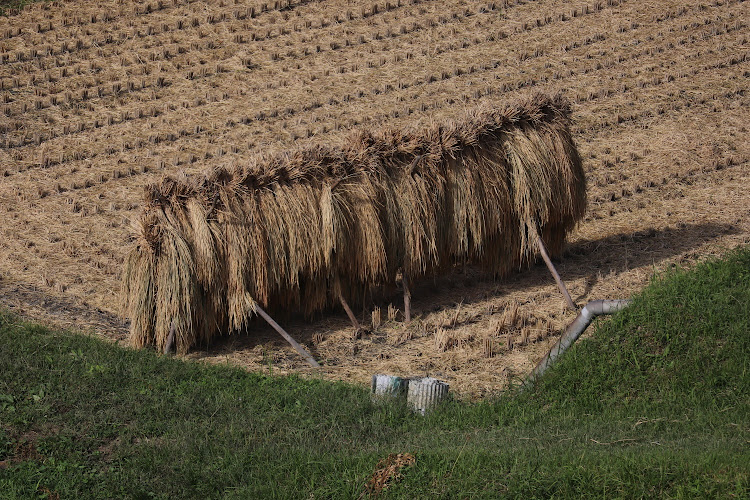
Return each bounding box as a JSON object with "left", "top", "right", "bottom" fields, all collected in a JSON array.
[
  {"left": 535, "top": 233, "right": 577, "bottom": 311},
  {"left": 254, "top": 304, "right": 321, "bottom": 368}
]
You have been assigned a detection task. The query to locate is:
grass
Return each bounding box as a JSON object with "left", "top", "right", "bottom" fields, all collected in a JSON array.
[
  {"left": 1, "top": 246, "right": 748, "bottom": 498},
  {"left": 0, "top": 0, "right": 43, "bottom": 15}
]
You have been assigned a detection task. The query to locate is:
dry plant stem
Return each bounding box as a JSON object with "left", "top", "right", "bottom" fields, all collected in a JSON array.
[
  {"left": 402, "top": 272, "right": 412, "bottom": 323},
  {"left": 253, "top": 304, "right": 321, "bottom": 368},
  {"left": 338, "top": 292, "right": 361, "bottom": 331},
  {"left": 164, "top": 320, "right": 175, "bottom": 355},
  {"left": 536, "top": 233, "right": 576, "bottom": 311}
]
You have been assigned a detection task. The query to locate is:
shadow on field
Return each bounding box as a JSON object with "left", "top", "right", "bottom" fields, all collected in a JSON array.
[
  {"left": 387, "top": 221, "right": 737, "bottom": 317},
  {"left": 0, "top": 221, "right": 732, "bottom": 356},
  {"left": 203, "top": 221, "right": 736, "bottom": 354},
  {"left": 0, "top": 278, "right": 129, "bottom": 341}
]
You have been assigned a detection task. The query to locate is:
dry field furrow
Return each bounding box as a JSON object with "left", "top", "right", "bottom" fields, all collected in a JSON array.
[
  {"left": 0, "top": 0, "right": 680, "bottom": 154},
  {"left": 0, "top": 0, "right": 747, "bottom": 397},
  {"left": 2, "top": 0, "right": 742, "bottom": 175}
]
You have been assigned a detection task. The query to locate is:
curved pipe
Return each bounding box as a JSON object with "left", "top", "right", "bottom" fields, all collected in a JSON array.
[{"left": 525, "top": 299, "right": 630, "bottom": 386}]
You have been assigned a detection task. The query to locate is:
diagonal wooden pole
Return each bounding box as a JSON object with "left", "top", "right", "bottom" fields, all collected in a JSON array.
[
  {"left": 535, "top": 232, "right": 577, "bottom": 311},
  {"left": 338, "top": 292, "right": 362, "bottom": 331},
  {"left": 254, "top": 304, "right": 321, "bottom": 368},
  {"left": 334, "top": 277, "right": 361, "bottom": 332}
]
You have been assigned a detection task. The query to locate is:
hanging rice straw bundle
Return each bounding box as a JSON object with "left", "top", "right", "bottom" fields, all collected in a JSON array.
[{"left": 122, "top": 92, "right": 586, "bottom": 353}]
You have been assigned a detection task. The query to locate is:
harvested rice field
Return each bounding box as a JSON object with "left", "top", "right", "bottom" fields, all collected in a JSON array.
[{"left": 1, "top": 0, "right": 748, "bottom": 398}]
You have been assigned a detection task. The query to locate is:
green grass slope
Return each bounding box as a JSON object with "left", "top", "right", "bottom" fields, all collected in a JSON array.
[
  {"left": 1, "top": 247, "right": 748, "bottom": 498},
  {"left": 0, "top": 0, "right": 40, "bottom": 15}
]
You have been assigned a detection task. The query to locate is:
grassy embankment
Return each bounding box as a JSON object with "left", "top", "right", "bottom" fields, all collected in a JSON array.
[
  {"left": 0, "top": 0, "right": 39, "bottom": 15},
  {"left": 1, "top": 247, "right": 748, "bottom": 498}
]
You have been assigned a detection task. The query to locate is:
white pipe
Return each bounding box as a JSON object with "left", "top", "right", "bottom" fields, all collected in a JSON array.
[{"left": 525, "top": 299, "right": 630, "bottom": 386}]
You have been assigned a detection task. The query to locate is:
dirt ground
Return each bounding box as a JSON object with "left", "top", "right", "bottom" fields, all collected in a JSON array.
[{"left": 1, "top": 0, "right": 747, "bottom": 398}]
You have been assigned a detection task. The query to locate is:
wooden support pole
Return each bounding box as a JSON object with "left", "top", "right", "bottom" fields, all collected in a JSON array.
[
  {"left": 402, "top": 272, "right": 412, "bottom": 323},
  {"left": 362, "top": 287, "right": 368, "bottom": 325},
  {"left": 164, "top": 320, "right": 176, "bottom": 355},
  {"left": 338, "top": 292, "right": 361, "bottom": 331},
  {"left": 254, "top": 304, "right": 321, "bottom": 368},
  {"left": 535, "top": 233, "right": 577, "bottom": 311}
]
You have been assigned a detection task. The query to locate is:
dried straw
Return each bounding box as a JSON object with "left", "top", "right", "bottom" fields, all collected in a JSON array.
[{"left": 122, "top": 92, "right": 586, "bottom": 353}]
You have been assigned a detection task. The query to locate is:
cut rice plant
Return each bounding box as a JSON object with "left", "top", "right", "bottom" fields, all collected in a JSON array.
[{"left": 122, "top": 93, "right": 586, "bottom": 353}]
